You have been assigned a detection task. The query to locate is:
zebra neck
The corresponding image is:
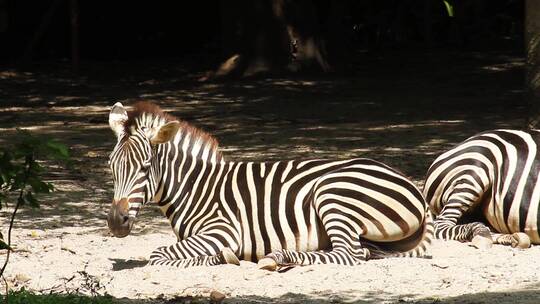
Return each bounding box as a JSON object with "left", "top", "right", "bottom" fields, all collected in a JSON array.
[{"left": 156, "top": 149, "right": 230, "bottom": 239}]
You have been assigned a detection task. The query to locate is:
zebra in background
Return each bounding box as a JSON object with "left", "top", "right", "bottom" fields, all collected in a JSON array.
[
  {"left": 424, "top": 129, "right": 538, "bottom": 249},
  {"left": 107, "top": 101, "right": 433, "bottom": 269}
]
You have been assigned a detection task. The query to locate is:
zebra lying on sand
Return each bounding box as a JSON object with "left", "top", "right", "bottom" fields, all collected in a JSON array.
[
  {"left": 106, "top": 101, "right": 433, "bottom": 269},
  {"left": 424, "top": 129, "right": 538, "bottom": 249}
]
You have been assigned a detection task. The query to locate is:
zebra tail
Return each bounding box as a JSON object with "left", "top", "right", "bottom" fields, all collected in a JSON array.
[{"left": 367, "top": 207, "right": 434, "bottom": 259}]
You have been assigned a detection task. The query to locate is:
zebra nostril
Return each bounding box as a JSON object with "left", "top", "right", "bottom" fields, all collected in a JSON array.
[{"left": 107, "top": 199, "right": 134, "bottom": 238}]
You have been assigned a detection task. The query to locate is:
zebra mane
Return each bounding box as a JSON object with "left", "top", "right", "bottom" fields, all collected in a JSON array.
[{"left": 124, "top": 102, "right": 221, "bottom": 158}]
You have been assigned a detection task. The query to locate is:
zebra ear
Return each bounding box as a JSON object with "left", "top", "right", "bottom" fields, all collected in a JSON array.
[
  {"left": 109, "top": 102, "right": 128, "bottom": 138},
  {"left": 150, "top": 121, "right": 180, "bottom": 144}
]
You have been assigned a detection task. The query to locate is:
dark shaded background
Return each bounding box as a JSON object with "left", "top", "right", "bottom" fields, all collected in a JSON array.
[
  {"left": 0, "top": 0, "right": 524, "bottom": 64},
  {"left": 0, "top": 0, "right": 529, "bottom": 180}
]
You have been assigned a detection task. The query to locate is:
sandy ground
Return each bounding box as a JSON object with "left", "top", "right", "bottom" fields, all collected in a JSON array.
[
  {"left": 3, "top": 215, "right": 540, "bottom": 303},
  {"left": 1, "top": 50, "right": 538, "bottom": 303},
  {"left": 3, "top": 212, "right": 540, "bottom": 304}
]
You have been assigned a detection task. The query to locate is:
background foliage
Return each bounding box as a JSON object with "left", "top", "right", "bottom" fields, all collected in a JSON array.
[{"left": 0, "top": 129, "right": 70, "bottom": 299}]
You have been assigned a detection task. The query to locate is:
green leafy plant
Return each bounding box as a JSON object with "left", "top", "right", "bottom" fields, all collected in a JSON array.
[
  {"left": 443, "top": 0, "right": 454, "bottom": 18},
  {"left": 0, "top": 129, "right": 70, "bottom": 301},
  {"left": 2, "top": 289, "right": 114, "bottom": 304}
]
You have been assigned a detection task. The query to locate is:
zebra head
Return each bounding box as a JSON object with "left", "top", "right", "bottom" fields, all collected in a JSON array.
[{"left": 106, "top": 102, "right": 180, "bottom": 237}]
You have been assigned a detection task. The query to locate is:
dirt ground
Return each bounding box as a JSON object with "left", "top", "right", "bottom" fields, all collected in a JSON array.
[{"left": 1, "top": 49, "right": 538, "bottom": 303}]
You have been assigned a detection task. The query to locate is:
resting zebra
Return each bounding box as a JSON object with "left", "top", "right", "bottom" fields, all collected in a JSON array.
[
  {"left": 106, "top": 101, "right": 433, "bottom": 269},
  {"left": 424, "top": 129, "right": 537, "bottom": 249}
]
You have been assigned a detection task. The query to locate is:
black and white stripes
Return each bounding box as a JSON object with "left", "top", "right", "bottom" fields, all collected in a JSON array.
[
  {"left": 107, "top": 101, "right": 432, "bottom": 269},
  {"left": 423, "top": 129, "right": 537, "bottom": 248}
]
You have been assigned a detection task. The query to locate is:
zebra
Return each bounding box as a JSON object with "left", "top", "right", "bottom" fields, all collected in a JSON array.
[
  {"left": 423, "top": 129, "right": 538, "bottom": 249},
  {"left": 106, "top": 101, "right": 433, "bottom": 269}
]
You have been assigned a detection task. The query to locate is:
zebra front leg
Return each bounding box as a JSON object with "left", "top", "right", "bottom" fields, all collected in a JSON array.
[{"left": 148, "top": 233, "right": 240, "bottom": 268}]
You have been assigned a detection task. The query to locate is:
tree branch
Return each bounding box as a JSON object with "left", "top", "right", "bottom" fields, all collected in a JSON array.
[
  {"left": 1, "top": 275, "right": 8, "bottom": 304},
  {"left": 0, "top": 154, "right": 33, "bottom": 298}
]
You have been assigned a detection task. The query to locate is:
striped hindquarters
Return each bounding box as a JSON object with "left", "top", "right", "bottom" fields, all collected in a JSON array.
[
  {"left": 424, "top": 129, "right": 540, "bottom": 243},
  {"left": 311, "top": 160, "right": 427, "bottom": 240}
]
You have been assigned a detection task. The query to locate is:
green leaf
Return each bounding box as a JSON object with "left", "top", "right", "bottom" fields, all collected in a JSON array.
[
  {"left": 25, "top": 191, "right": 39, "bottom": 208},
  {"left": 0, "top": 231, "right": 11, "bottom": 250},
  {"left": 443, "top": 0, "right": 454, "bottom": 18},
  {"left": 18, "top": 195, "right": 25, "bottom": 206},
  {"left": 0, "top": 130, "right": 70, "bottom": 213},
  {"left": 30, "top": 160, "right": 44, "bottom": 173},
  {"left": 46, "top": 141, "right": 70, "bottom": 160},
  {"left": 28, "top": 176, "right": 52, "bottom": 193},
  {"left": 0, "top": 151, "right": 17, "bottom": 183},
  {"left": 11, "top": 172, "right": 26, "bottom": 191},
  {"left": 0, "top": 192, "right": 6, "bottom": 206},
  {"left": 0, "top": 239, "right": 11, "bottom": 251}
]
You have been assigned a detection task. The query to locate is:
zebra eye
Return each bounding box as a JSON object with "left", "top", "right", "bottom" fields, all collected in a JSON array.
[{"left": 141, "top": 126, "right": 150, "bottom": 136}]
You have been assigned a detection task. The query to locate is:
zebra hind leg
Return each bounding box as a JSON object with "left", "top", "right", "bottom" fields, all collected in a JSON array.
[
  {"left": 492, "top": 232, "right": 531, "bottom": 249},
  {"left": 258, "top": 247, "right": 370, "bottom": 272},
  {"left": 434, "top": 198, "right": 495, "bottom": 249},
  {"left": 258, "top": 234, "right": 370, "bottom": 271},
  {"left": 435, "top": 219, "right": 494, "bottom": 250}
]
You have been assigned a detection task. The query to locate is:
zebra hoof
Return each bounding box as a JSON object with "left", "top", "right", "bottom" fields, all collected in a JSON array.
[
  {"left": 511, "top": 232, "right": 531, "bottom": 249},
  {"left": 221, "top": 247, "right": 240, "bottom": 265},
  {"left": 471, "top": 235, "right": 493, "bottom": 250},
  {"left": 258, "top": 257, "right": 277, "bottom": 271}
]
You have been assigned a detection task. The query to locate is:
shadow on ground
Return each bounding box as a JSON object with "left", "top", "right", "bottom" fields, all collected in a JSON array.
[
  {"left": 0, "top": 49, "right": 528, "bottom": 232},
  {"left": 110, "top": 258, "right": 149, "bottom": 271}
]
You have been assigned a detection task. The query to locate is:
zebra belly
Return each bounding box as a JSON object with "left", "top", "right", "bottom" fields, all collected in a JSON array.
[{"left": 239, "top": 213, "right": 330, "bottom": 261}]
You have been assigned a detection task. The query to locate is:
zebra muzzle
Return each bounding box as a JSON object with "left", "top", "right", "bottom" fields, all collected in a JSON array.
[{"left": 107, "top": 198, "right": 134, "bottom": 238}]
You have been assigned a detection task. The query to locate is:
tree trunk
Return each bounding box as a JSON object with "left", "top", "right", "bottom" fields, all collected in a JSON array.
[
  {"left": 219, "top": 0, "right": 240, "bottom": 59},
  {"left": 214, "top": 0, "right": 346, "bottom": 78},
  {"left": 323, "top": 1, "right": 350, "bottom": 71},
  {"left": 423, "top": 0, "right": 432, "bottom": 46},
  {"left": 242, "top": 0, "right": 290, "bottom": 76},
  {"left": 216, "top": 0, "right": 290, "bottom": 77},
  {"left": 70, "top": 0, "right": 79, "bottom": 73},
  {"left": 21, "top": 0, "right": 62, "bottom": 62},
  {"left": 526, "top": 0, "right": 540, "bottom": 128},
  {"left": 285, "top": 0, "right": 330, "bottom": 72}
]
